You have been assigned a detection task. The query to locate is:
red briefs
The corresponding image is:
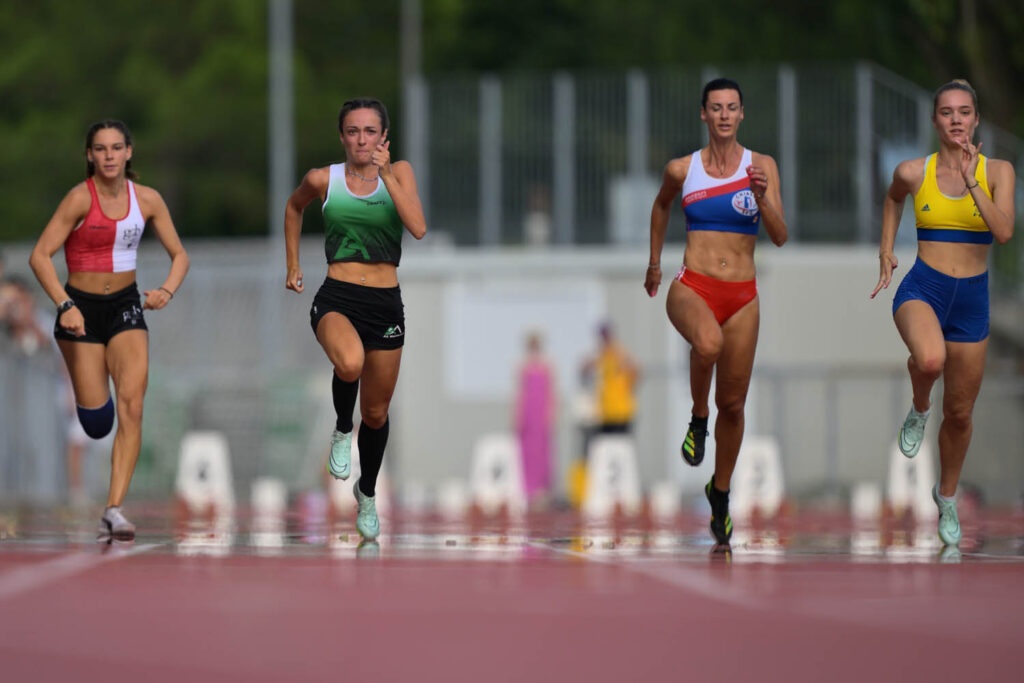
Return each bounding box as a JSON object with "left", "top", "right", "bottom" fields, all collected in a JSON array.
[{"left": 676, "top": 267, "right": 757, "bottom": 325}]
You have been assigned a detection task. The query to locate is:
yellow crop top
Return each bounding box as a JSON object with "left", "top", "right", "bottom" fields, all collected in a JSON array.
[{"left": 913, "top": 153, "right": 992, "bottom": 244}]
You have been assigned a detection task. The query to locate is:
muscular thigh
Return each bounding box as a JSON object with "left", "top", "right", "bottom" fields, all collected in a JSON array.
[
  {"left": 105, "top": 329, "right": 149, "bottom": 398},
  {"left": 316, "top": 313, "right": 365, "bottom": 369},
  {"left": 894, "top": 300, "right": 945, "bottom": 362},
  {"left": 716, "top": 296, "right": 759, "bottom": 393},
  {"left": 942, "top": 339, "right": 987, "bottom": 412},
  {"left": 359, "top": 348, "right": 403, "bottom": 419},
  {"left": 666, "top": 279, "right": 721, "bottom": 348},
  {"left": 58, "top": 339, "right": 111, "bottom": 407}
]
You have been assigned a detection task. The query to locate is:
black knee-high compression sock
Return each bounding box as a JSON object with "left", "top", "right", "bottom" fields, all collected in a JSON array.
[
  {"left": 357, "top": 417, "right": 389, "bottom": 497},
  {"left": 332, "top": 373, "right": 359, "bottom": 433}
]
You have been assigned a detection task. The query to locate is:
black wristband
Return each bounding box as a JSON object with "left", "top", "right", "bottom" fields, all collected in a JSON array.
[
  {"left": 966, "top": 180, "right": 979, "bottom": 190},
  {"left": 56, "top": 299, "right": 75, "bottom": 315}
]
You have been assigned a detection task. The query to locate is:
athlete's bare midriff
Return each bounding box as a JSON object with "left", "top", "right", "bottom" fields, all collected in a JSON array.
[
  {"left": 67, "top": 270, "right": 137, "bottom": 294},
  {"left": 683, "top": 231, "right": 757, "bottom": 281},
  {"left": 917, "top": 241, "right": 989, "bottom": 278},
  {"left": 327, "top": 261, "right": 398, "bottom": 287}
]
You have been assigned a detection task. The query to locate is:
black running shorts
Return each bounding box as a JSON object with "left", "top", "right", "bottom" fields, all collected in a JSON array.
[
  {"left": 53, "top": 283, "right": 148, "bottom": 345},
  {"left": 309, "top": 277, "right": 405, "bottom": 350}
]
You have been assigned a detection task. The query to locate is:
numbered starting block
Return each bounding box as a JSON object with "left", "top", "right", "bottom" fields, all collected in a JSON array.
[
  {"left": 582, "top": 435, "right": 642, "bottom": 519},
  {"left": 469, "top": 433, "right": 526, "bottom": 517},
  {"left": 887, "top": 439, "right": 937, "bottom": 522},
  {"left": 175, "top": 431, "right": 235, "bottom": 517},
  {"left": 730, "top": 436, "right": 784, "bottom": 521}
]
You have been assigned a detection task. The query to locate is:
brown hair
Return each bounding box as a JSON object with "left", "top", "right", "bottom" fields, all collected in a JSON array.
[
  {"left": 84, "top": 120, "right": 137, "bottom": 180},
  {"left": 932, "top": 79, "right": 978, "bottom": 115}
]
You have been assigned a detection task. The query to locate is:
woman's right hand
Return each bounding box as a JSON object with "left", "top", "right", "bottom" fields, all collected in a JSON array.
[
  {"left": 286, "top": 266, "right": 304, "bottom": 293},
  {"left": 59, "top": 307, "right": 86, "bottom": 337},
  {"left": 870, "top": 252, "right": 898, "bottom": 299},
  {"left": 644, "top": 264, "right": 662, "bottom": 298}
]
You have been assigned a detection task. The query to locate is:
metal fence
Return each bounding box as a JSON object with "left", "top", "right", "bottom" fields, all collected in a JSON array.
[{"left": 403, "top": 62, "right": 1024, "bottom": 288}]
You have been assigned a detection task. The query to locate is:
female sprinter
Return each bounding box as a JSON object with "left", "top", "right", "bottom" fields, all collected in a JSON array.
[
  {"left": 645, "top": 79, "right": 788, "bottom": 546},
  {"left": 871, "top": 80, "right": 1014, "bottom": 546},
  {"left": 284, "top": 98, "right": 426, "bottom": 541},
  {"left": 29, "top": 120, "right": 189, "bottom": 540}
]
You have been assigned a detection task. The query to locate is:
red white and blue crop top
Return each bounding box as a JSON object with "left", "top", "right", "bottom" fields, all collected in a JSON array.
[
  {"left": 681, "top": 147, "right": 760, "bottom": 235},
  {"left": 65, "top": 178, "right": 146, "bottom": 273}
]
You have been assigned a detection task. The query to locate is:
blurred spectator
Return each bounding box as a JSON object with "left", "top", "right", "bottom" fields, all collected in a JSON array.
[
  {"left": 1, "top": 276, "right": 51, "bottom": 356},
  {"left": 569, "top": 322, "right": 640, "bottom": 506},
  {"left": 514, "top": 331, "right": 555, "bottom": 508},
  {"left": 582, "top": 321, "right": 640, "bottom": 435}
]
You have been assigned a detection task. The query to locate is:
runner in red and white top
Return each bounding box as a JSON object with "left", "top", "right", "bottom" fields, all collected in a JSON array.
[{"left": 29, "top": 119, "right": 189, "bottom": 541}]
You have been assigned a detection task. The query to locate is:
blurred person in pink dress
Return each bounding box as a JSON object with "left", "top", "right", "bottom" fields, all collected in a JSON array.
[{"left": 515, "top": 331, "right": 556, "bottom": 507}]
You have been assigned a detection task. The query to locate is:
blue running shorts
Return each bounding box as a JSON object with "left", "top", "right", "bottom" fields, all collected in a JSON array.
[{"left": 892, "top": 258, "right": 989, "bottom": 342}]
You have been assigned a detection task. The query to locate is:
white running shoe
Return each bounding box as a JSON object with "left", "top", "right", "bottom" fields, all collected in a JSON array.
[
  {"left": 328, "top": 430, "right": 352, "bottom": 480},
  {"left": 898, "top": 406, "right": 929, "bottom": 458},
  {"left": 98, "top": 506, "right": 136, "bottom": 540},
  {"left": 353, "top": 478, "right": 379, "bottom": 541}
]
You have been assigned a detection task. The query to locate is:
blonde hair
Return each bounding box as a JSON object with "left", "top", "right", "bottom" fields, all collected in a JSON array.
[{"left": 932, "top": 79, "right": 978, "bottom": 115}]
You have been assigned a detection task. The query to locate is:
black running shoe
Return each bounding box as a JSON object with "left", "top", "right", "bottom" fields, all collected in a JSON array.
[
  {"left": 705, "top": 477, "right": 732, "bottom": 546},
  {"left": 681, "top": 417, "right": 708, "bottom": 466}
]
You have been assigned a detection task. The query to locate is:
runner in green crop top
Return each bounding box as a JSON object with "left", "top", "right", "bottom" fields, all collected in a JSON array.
[{"left": 283, "top": 98, "right": 426, "bottom": 543}]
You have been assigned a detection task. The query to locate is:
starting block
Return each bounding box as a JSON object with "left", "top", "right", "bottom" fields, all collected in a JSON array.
[
  {"left": 469, "top": 433, "right": 526, "bottom": 517},
  {"left": 582, "top": 435, "right": 642, "bottom": 518},
  {"left": 887, "top": 439, "right": 937, "bottom": 522},
  {"left": 647, "top": 480, "right": 682, "bottom": 521},
  {"left": 730, "top": 436, "right": 784, "bottom": 521},
  {"left": 175, "top": 431, "right": 235, "bottom": 517}
]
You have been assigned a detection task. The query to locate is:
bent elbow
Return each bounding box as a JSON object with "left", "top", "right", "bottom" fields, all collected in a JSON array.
[{"left": 412, "top": 223, "right": 427, "bottom": 240}]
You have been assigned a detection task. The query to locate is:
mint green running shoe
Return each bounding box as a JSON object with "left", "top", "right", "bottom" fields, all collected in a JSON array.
[
  {"left": 897, "top": 406, "right": 929, "bottom": 458},
  {"left": 932, "top": 485, "right": 961, "bottom": 546},
  {"left": 353, "top": 478, "right": 380, "bottom": 541},
  {"left": 328, "top": 430, "right": 352, "bottom": 480}
]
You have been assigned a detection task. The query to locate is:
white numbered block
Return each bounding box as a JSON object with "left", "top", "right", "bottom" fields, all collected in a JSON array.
[
  {"left": 730, "top": 436, "right": 784, "bottom": 521},
  {"left": 175, "top": 431, "right": 236, "bottom": 517},
  {"left": 583, "top": 435, "right": 642, "bottom": 519},
  {"left": 469, "top": 433, "right": 527, "bottom": 517},
  {"left": 887, "top": 440, "right": 937, "bottom": 522}
]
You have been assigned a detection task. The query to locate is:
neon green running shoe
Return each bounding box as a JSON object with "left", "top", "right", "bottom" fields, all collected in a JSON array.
[
  {"left": 353, "top": 478, "right": 380, "bottom": 541},
  {"left": 682, "top": 416, "right": 708, "bottom": 466},
  {"left": 932, "top": 485, "right": 961, "bottom": 546},
  {"left": 705, "top": 477, "right": 732, "bottom": 546},
  {"left": 327, "top": 430, "right": 352, "bottom": 480},
  {"left": 897, "top": 406, "right": 929, "bottom": 458}
]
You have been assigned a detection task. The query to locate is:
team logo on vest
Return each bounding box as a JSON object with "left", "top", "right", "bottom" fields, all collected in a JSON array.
[
  {"left": 122, "top": 225, "right": 142, "bottom": 249},
  {"left": 731, "top": 190, "right": 758, "bottom": 217},
  {"left": 383, "top": 324, "right": 404, "bottom": 339}
]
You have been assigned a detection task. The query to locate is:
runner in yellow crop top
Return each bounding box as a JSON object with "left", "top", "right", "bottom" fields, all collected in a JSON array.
[{"left": 871, "top": 80, "right": 1015, "bottom": 547}]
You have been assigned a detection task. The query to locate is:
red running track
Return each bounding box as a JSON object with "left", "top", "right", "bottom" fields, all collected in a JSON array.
[{"left": 1, "top": 506, "right": 1023, "bottom": 682}]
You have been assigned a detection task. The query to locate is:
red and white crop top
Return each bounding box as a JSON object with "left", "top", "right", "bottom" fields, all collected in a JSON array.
[{"left": 65, "top": 178, "right": 146, "bottom": 273}]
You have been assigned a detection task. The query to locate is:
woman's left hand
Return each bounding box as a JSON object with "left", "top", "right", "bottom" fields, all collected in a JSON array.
[
  {"left": 958, "top": 139, "right": 982, "bottom": 185},
  {"left": 746, "top": 165, "right": 767, "bottom": 200},
  {"left": 142, "top": 287, "right": 173, "bottom": 311},
  {"left": 372, "top": 139, "right": 392, "bottom": 176}
]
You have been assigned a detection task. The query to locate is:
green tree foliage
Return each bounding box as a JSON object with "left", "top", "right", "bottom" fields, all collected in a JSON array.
[{"left": 1, "top": 0, "right": 1020, "bottom": 242}]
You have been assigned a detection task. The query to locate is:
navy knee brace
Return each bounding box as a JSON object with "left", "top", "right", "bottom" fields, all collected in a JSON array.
[{"left": 77, "top": 397, "right": 114, "bottom": 439}]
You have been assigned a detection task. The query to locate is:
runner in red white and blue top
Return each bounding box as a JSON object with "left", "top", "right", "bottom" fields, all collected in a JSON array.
[
  {"left": 29, "top": 120, "right": 190, "bottom": 541},
  {"left": 646, "top": 79, "right": 788, "bottom": 548}
]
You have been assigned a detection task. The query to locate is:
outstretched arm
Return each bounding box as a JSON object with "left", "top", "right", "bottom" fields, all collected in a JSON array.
[
  {"left": 284, "top": 167, "right": 329, "bottom": 293},
  {"left": 748, "top": 154, "right": 787, "bottom": 246},
  {"left": 646, "top": 157, "right": 687, "bottom": 297},
  {"left": 138, "top": 186, "right": 189, "bottom": 310},
  {"left": 871, "top": 159, "right": 919, "bottom": 299}
]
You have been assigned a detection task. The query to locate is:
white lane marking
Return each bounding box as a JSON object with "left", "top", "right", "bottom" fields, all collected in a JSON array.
[
  {"left": 0, "top": 543, "right": 160, "bottom": 601},
  {"left": 528, "top": 541, "right": 766, "bottom": 609}
]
